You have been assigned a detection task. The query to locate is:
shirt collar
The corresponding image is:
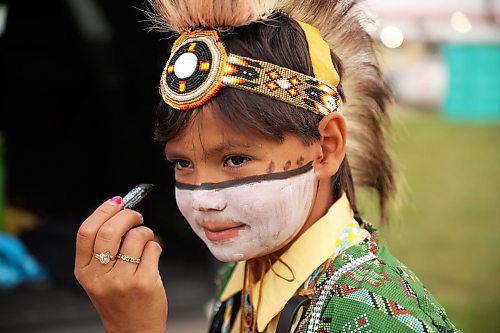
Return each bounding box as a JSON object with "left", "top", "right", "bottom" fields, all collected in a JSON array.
[{"left": 219, "top": 194, "right": 355, "bottom": 332}]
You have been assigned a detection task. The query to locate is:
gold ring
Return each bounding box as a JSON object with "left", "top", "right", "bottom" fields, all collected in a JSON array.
[
  {"left": 94, "top": 252, "right": 116, "bottom": 265},
  {"left": 116, "top": 253, "right": 141, "bottom": 264}
]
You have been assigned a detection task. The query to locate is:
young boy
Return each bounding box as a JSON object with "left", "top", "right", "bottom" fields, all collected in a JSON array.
[{"left": 74, "top": 1, "right": 461, "bottom": 332}]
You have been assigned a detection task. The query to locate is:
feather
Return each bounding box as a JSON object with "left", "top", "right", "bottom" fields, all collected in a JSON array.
[
  {"left": 278, "top": 0, "right": 397, "bottom": 220},
  {"left": 148, "top": 0, "right": 266, "bottom": 32}
]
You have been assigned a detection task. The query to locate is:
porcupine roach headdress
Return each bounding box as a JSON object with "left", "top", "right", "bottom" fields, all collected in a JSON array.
[{"left": 148, "top": 0, "right": 397, "bottom": 221}]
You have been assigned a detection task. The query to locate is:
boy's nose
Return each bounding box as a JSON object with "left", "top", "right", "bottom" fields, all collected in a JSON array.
[{"left": 191, "top": 190, "right": 227, "bottom": 211}]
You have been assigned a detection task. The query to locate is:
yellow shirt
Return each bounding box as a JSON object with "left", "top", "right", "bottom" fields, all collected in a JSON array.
[{"left": 219, "top": 194, "right": 369, "bottom": 333}]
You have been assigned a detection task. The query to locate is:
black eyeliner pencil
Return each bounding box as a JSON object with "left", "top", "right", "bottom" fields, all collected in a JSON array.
[{"left": 122, "top": 184, "right": 155, "bottom": 210}]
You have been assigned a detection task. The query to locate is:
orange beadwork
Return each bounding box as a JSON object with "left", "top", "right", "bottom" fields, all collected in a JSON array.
[{"left": 159, "top": 29, "right": 341, "bottom": 116}]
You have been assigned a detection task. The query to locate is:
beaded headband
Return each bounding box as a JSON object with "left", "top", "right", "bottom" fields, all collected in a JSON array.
[{"left": 160, "top": 27, "right": 341, "bottom": 116}]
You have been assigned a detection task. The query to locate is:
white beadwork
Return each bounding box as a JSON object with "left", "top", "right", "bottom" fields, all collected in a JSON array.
[
  {"left": 174, "top": 53, "right": 198, "bottom": 79},
  {"left": 161, "top": 33, "right": 225, "bottom": 105},
  {"left": 305, "top": 252, "right": 377, "bottom": 333},
  {"left": 323, "top": 95, "right": 337, "bottom": 111},
  {"left": 276, "top": 78, "right": 292, "bottom": 89}
]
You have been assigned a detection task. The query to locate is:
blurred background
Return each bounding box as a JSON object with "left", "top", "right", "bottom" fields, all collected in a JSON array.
[{"left": 0, "top": 0, "right": 498, "bottom": 332}]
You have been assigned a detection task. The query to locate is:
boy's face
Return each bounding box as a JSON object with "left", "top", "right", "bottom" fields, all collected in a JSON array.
[{"left": 165, "top": 108, "right": 320, "bottom": 261}]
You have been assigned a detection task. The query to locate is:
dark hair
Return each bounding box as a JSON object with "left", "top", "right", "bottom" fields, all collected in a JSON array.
[{"left": 154, "top": 13, "right": 359, "bottom": 215}]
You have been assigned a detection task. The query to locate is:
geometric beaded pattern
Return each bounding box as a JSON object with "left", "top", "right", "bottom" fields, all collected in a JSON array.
[
  {"left": 221, "top": 55, "right": 341, "bottom": 116},
  {"left": 293, "top": 228, "right": 462, "bottom": 333},
  {"left": 160, "top": 30, "right": 341, "bottom": 116},
  {"left": 304, "top": 252, "right": 378, "bottom": 333},
  {"left": 340, "top": 314, "right": 371, "bottom": 333},
  {"left": 345, "top": 264, "right": 391, "bottom": 287},
  {"left": 332, "top": 219, "right": 361, "bottom": 259},
  {"left": 160, "top": 30, "right": 227, "bottom": 110},
  {"left": 333, "top": 285, "right": 433, "bottom": 333},
  {"left": 302, "top": 219, "right": 361, "bottom": 291}
]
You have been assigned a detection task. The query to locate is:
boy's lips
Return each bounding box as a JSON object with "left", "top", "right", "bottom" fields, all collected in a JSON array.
[{"left": 200, "top": 220, "right": 247, "bottom": 241}]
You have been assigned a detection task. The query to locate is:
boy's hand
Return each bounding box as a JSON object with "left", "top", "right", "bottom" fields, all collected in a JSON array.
[{"left": 74, "top": 197, "right": 167, "bottom": 333}]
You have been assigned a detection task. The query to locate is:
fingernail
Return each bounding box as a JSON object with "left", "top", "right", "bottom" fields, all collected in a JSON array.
[{"left": 109, "top": 196, "right": 122, "bottom": 205}]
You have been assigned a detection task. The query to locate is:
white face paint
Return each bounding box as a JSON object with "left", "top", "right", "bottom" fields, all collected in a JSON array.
[{"left": 175, "top": 164, "right": 317, "bottom": 262}]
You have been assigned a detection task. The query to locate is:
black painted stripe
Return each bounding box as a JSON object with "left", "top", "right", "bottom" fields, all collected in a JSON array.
[{"left": 175, "top": 161, "right": 313, "bottom": 191}]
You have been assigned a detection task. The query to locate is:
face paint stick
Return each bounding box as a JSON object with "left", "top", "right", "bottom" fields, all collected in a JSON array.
[{"left": 122, "top": 184, "right": 155, "bottom": 210}]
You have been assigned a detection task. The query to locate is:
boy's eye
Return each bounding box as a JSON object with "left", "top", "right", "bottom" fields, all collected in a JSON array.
[
  {"left": 224, "top": 156, "right": 250, "bottom": 168},
  {"left": 172, "top": 159, "right": 193, "bottom": 170}
]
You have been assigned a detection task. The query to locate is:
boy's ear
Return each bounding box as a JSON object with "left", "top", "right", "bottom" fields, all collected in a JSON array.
[{"left": 314, "top": 112, "right": 347, "bottom": 179}]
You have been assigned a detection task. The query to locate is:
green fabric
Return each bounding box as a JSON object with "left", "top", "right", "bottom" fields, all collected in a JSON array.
[
  {"left": 211, "top": 225, "right": 461, "bottom": 332},
  {"left": 214, "top": 261, "right": 237, "bottom": 302}
]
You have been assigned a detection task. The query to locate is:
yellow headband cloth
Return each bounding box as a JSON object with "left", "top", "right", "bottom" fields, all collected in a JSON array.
[{"left": 296, "top": 20, "right": 340, "bottom": 87}]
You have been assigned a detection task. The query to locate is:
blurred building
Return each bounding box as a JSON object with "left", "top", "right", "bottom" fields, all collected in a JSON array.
[{"left": 365, "top": 0, "right": 500, "bottom": 119}]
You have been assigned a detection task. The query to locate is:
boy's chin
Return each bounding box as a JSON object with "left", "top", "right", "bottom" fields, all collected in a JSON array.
[
  {"left": 208, "top": 248, "right": 247, "bottom": 262},
  {"left": 207, "top": 240, "right": 291, "bottom": 263},
  {"left": 208, "top": 246, "right": 269, "bottom": 263}
]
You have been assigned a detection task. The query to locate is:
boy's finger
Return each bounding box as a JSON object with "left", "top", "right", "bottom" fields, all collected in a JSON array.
[
  {"left": 111, "top": 226, "right": 154, "bottom": 274},
  {"left": 135, "top": 240, "right": 163, "bottom": 279},
  {"left": 75, "top": 196, "right": 123, "bottom": 269},
  {"left": 90, "top": 209, "right": 144, "bottom": 271}
]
